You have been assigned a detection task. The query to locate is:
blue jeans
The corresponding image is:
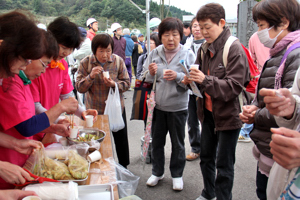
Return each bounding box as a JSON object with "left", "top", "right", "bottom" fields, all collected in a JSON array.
[
  {"left": 239, "top": 123, "right": 253, "bottom": 138},
  {"left": 187, "top": 94, "right": 201, "bottom": 153},
  {"left": 151, "top": 108, "right": 188, "bottom": 178},
  {"left": 200, "top": 108, "right": 240, "bottom": 200}
]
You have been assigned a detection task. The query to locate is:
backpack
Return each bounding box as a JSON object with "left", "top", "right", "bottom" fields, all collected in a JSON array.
[{"left": 201, "top": 36, "right": 253, "bottom": 110}]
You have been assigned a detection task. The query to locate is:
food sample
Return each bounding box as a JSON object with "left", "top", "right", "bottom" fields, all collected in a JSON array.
[
  {"left": 75, "top": 133, "right": 101, "bottom": 142},
  {"left": 67, "top": 150, "right": 89, "bottom": 179},
  {"left": 43, "top": 157, "right": 73, "bottom": 180}
]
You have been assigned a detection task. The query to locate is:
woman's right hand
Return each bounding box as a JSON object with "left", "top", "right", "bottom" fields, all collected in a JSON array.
[
  {"left": 148, "top": 63, "right": 157, "bottom": 76},
  {"left": 60, "top": 97, "right": 78, "bottom": 114},
  {"left": 90, "top": 66, "right": 103, "bottom": 79},
  {"left": 239, "top": 105, "right": 258, "bottom": 124},
  {"left": 259, "top": 88, "right": 295, "bottom": 119},
  {"left": 0, "top": 161, "right": 31, "bottom": 185}
]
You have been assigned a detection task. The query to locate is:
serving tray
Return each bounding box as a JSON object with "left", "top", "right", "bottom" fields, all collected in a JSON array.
[{"left": 77, "top": 184, "right": 114, "bottom": 200}]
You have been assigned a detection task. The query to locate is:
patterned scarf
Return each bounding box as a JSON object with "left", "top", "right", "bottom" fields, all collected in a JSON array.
[{"left": 272, "top": 30, "right": 300, "bottom": 89}]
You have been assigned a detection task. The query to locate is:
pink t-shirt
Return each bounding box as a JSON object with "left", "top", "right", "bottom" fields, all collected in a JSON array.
[
  {"left": 30, "top": 59, "right": 74, "bottom": 109},
  {"left": 0, "top": 75, "right": 35, "bottom": 189},
  {"left": 248, "top": 32, "right": 270, "bottom": 72}
]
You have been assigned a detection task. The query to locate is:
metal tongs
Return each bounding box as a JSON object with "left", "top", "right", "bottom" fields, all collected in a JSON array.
[{"left": 14, "top": 168, "right": 59, "bottom": 187}]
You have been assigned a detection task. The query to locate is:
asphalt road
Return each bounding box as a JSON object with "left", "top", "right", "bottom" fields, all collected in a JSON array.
[{"left": 115, "top": 88, "right": 258, "bottom": 200}]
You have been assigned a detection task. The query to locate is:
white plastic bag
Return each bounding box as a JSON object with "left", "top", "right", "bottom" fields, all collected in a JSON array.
[{"left": 104, "top": 82, "right": 125, "bottom": 132}]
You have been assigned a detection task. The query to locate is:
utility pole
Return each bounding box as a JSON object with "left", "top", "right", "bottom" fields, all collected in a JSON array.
[{"left": 128, "top": 0, "right": 150, "bottom": 56}]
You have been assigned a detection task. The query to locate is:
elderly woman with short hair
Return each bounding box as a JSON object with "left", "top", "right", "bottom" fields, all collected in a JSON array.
[
  {"left": 143, "top": 17, "right": 196, "bottom": 191},
  {"left": 76, "top": 33, "right": 130, "bottom": 168}
]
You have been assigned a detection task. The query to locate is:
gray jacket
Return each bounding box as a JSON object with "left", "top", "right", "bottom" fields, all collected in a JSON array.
[{"left": 143, "top": 44, "right": 196, "bottom": 112}]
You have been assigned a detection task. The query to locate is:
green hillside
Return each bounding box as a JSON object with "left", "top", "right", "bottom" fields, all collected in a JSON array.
[{"left": 0, "top": 0, "right": 192, "bottom": 31}]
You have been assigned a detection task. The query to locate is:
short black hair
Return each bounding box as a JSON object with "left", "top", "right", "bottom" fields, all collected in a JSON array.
[
  {"left": 0, "top": 10, "right": 45, "bottom": 77},
  {"left": 91, "top": 33, "right": 114, "bottom": 55},
  {"left": 252, "top": 0, "right": 300, "bottom": 32},
  {"left": 196, "top": 3, "right": 225, "bottom": 25},
  {"left": 183, "top": 22, "right": 190, "bottom": 28},
  {"left": 158, "top": 17, "right": 183, "bottom": 41},
  {"left": 145, "top": 33, "right": 161, "bottom": 47},
  {"left": 42, "top": 30, "right": 59, "bottom": 60},
  {"left": 48, "top": 16, "right": 82, "bottom": 49}
]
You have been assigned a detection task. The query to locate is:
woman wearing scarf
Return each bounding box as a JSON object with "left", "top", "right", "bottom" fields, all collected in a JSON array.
[{"left": 239, "top": 0, "right": 300, "bottom": 199}]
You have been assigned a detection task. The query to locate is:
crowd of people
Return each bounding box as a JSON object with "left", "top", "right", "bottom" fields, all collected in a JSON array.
[{"left": 1, "top": 0, "right": 300, "bottom": 199}]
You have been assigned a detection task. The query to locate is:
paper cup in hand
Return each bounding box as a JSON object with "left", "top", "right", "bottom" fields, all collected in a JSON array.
[
  {"left": 87, "top": 150, "right": 101, "bottom": 162},
  {"left": 163, "top": 69, "right": 168, "bottom": 75},
  {"left": 190, "top": 64, "right": 199, "bottom": 70},
  {"left": 85, "top": 115, "right": 94, "bottom": 127},
  {"left": 70, "top": 126, "right": 79, "bottom": 138},
  {"left": 103, "top": 71, "right": 110, "bottom": 78}
]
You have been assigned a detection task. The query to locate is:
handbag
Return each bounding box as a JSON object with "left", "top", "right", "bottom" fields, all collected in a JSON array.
[
  {"left": 130, "top": 78, "right": 153, "bottom": 120},
  {"left": 104, "top": 82, "right": 125, "bottom": 132}
]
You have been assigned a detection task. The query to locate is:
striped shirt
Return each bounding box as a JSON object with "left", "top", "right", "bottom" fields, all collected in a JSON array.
[{"left": 75, "top": 54, "right": 130, "bottom": 114}]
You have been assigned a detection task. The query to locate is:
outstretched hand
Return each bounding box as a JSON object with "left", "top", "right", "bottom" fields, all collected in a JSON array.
[{"left": 259, "top": 88, "right": 295, "bottom": 119}]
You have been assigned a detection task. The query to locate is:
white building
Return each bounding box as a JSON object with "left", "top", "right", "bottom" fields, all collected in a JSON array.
[{"left": 226, "top": 19, "right": 237, "bottom": 37}]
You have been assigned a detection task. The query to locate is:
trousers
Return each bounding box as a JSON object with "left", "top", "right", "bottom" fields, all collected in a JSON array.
[
  {"left": 200, "top": 108, "right": 240, "bottom": 200},
  {"left": 151, "top": 108, "right": 188, "bottom": 177}
]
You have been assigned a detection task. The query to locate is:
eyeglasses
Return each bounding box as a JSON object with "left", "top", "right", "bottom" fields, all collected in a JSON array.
[
  {"left": 22, "top": 59, "right": 31, "bottom": 66},
  {"left": 39, "top": 59, "right": 48, "bottom": 68}
]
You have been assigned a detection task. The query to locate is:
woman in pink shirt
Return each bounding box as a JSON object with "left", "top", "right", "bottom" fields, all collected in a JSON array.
[
  {"left": 30, "top": 17, "right": 98, "bottom": 131},
  {"left": 0, "top": 29, "right": 78, "bottom": 189},
  {"left": 0, "top": 11, "right": 45, "bottom": 198}
]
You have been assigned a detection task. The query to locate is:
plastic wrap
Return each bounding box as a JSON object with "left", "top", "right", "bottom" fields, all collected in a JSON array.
[
  {"left": 66, "top": 150, "right": 89, "bottom": 179},
  {"left": 89, "top": 157, "right": 140, "bottom": 198},
  {"left": 23, "top": 181, "right": 78, "bottom": 200}
]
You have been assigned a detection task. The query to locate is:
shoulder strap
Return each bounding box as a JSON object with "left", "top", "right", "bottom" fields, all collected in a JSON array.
[
  {"left": 280, "top": 42, "right": 300, "bottom": 66},
  {"left": 223, "top": 36, "right": 238, "bottom": 68}
]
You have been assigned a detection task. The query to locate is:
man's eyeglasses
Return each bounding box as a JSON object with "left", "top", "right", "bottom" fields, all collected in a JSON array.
[{"left": 39, "top": 59, "right": 48, "bottom": 68}]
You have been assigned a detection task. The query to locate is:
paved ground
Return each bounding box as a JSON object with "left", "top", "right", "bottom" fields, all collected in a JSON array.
[{"left": 114, "top": 89, "right": 258, "bottom": 200}]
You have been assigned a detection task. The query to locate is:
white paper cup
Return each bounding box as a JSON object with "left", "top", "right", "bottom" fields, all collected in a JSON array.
[
  {"left": 59, "top": 137, "right": 68, "bottom": 146},
  {"left": 163, "top": 69, "right": 167, "bottom": 75},
  {"left": 85, "top": 115, "right": 94, "bottom": 128},
  {"left": 22, "top": 196, "right": 41, "bottom": 200},
  {"left": 69, "top": 126, "right": 79, "bottom": 138},
  {"left": 87, "top": 150, "right": 101, "bottom": 162},
  {"left": 103, "top": 71, "right": 110, "bottom": 78},
  {"left": 190, "top": 64, "right": 199, "bottom": 70}
]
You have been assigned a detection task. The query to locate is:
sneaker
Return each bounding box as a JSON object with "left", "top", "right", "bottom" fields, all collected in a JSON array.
[
  {"left": 186, "top": 152, "right": 200, "bottom": 161},
  {"left": 238, "top": 135, "right": 251, "bottom": 143},
  {"left": 196, "top": 195, "right": 216, "bottom": 200},
  {"left": 146, "top": 174, "right": 164, "bottom": 186},
  {"left": 172, "top": 177, "right": 183, "bottom": 191}
]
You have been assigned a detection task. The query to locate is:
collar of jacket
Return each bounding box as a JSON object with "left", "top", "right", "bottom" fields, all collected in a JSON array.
[
  {"left": 155, "top": 44, "right": 188, "bottom": 64},
  {"left": 202, "top": 26, "right": 231, "bottom": 58}
]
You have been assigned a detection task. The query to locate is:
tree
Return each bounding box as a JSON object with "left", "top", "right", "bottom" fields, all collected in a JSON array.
[
  {"left": 89, "top": 1, "right": 104, "bottom": 16},
  {"left": 33, "top": 0, "right": 41, "bottom": 12}
]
